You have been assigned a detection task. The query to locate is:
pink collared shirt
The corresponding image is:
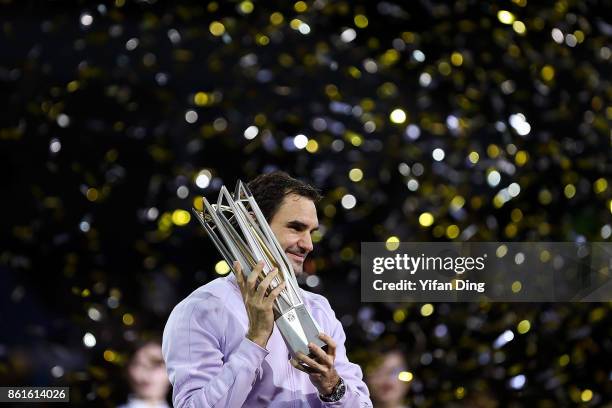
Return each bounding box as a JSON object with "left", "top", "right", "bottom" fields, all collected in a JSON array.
[{"left": 162, "top": 273, "right": 373, "bottom": 407}]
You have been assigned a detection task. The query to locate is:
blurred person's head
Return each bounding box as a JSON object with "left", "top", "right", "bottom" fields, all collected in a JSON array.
[
  {"left": 365, "top": 348, "right": 411, "bottom": 408},
  {"left": 248, "top": 171, "right": 321, "bottom": 275},
  {"left": 126, "top": 340, "right": 170, "bottom": 403}
]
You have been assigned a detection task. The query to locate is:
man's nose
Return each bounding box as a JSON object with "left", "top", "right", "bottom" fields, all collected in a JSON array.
[{"left": 298, "top": 232, "right": 313, "bottom": 253}]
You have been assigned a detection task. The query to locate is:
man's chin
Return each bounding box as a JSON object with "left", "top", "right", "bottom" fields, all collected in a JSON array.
[
  {"left": 287, "top": 258, "right": 303, "bottom": 275},
  {"left": 284, "top": 252, "right": 305, "bottom": 274},
  {"left": 291, "top": 263, "right": 303, "bottom": 275}
]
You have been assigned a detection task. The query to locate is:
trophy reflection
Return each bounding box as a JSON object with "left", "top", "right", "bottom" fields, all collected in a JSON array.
[{"left": 192, "top": 181, "right": 326, "bottom": 358}]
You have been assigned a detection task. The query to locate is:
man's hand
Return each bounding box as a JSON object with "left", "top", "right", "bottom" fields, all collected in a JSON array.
[
  {"left": 290, "top": 333, "right": 341, "bottom": 396},
  {"left": 234, "top": 260, "right": 285, "bottom": 349}
]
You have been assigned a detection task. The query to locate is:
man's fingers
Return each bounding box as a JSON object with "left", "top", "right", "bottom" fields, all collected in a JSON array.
[
  {"left": 294, "top": 352, "right": 326, "bottom": 373},
  {"left": 308, "top": 343, "right": 333, "bottom": 365},
  {"left": 290, "top": 358, "right": 309, "bottom": 373},
  {"left": 318, "top": 333, "right": 337, "bottom": 357},
  {"left": 256, "top": 268, "right": 278, "bottom": 299},
  {"left": 246, "top": 260, "right": 264, "bottom": 290},
  {"left": 234, "top": 261, "right": 244, "bottom": 286},
  {"left": 290, "top": 358, "right": 318, "bottom": 374},
  {"left": 264, "top": 282, "right": 285, "bottom": 306}
]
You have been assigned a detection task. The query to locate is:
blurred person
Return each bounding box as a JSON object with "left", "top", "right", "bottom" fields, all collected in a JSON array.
[
  {"left": 119, "top": 340, "right": 171, "bottom": 408},
  {"left": 365, "top": 348, "right": 411, "bottom": 408},
  {"left": 162, "top": 171, "right": 372, "bottom": 407}
]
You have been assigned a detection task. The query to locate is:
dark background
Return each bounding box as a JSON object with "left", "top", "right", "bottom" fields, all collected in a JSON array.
[{"left": 1, "top": 0, "right": 611, "bottom": 406}]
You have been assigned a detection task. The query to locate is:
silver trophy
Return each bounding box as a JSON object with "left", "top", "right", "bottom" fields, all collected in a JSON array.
[{"left": 192, "top": 180, "right": 326, "bottom": 358}]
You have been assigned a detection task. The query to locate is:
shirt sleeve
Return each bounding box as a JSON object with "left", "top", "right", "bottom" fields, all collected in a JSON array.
[
  {"left": 315, "top": 298, "right": 373, "bottom": 408},
  {"left": 162, "top": 293, "right": 268, "bottom": 408}
]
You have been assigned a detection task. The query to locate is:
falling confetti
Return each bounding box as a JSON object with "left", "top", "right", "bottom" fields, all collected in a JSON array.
[{"left": 1, "top": 0, "right": 610, "bottom": 405}]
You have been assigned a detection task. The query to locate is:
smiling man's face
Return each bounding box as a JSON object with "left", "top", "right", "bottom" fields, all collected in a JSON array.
[{"left": 269, "top": 193, "right": 319, "bottom": 275}]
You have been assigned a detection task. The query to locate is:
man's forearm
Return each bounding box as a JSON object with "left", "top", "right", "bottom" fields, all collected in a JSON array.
[{"left": 172, "top": 337, "right": 268, "bottom": 408}]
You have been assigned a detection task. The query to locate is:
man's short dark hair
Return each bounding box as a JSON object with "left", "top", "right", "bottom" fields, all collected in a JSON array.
[{"left": 247, "top": 171, "right": 322, "bottom": 221}]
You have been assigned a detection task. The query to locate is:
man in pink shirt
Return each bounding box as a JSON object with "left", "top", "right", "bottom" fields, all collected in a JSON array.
[{"left": 162, "top": 171, "right": 373, "bottom": 407}]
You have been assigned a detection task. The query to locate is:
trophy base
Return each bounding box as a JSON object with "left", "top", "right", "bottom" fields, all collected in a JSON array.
[{"left": 275, "top": 304, "right": 327, "bottom": 358}]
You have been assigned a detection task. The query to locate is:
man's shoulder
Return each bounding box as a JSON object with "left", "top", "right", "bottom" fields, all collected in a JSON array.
[
  {"left": 162, "top": 276, "right": 243, "bottom": 349},
  {"left": 300, "top": 288, "right": 333, "bottom": 312},
  {"left": 196, "top": 275, "right": 238, "bottom": 298},
  {"left": 300, "top": 289, "right": 343, "bottom": 334},
  {"left": 168, "top": 275, "right": 239, "bottom": 318}
]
